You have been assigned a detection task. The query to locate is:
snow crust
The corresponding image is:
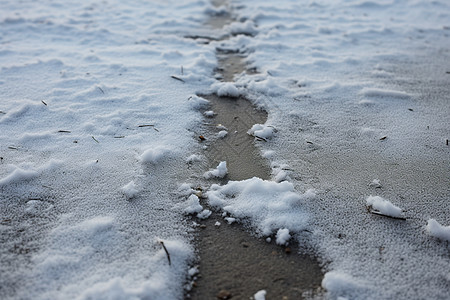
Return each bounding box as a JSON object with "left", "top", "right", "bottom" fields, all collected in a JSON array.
[
  {"left": 0, "top": 0, "right": 217, "bottom": 298},
  {"left": 222, "top": 0, "right": 450, "bottom": 299}
]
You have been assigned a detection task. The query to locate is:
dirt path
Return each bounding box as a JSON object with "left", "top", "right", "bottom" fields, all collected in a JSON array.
[{"left": 186, "top": 1, "right": 324, "bottom": 299}]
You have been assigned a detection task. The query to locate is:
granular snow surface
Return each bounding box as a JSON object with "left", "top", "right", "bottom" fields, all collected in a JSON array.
[{"left": 1, "top": 0, "right": 449, "bottom": 299}]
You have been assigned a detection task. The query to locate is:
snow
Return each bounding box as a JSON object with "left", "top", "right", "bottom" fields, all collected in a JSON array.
[
  {"left": 217, "top": 130, "right": 228, "bottom": 138},
  {"left": 182, "top": 194, "right": 204, "bottom": 215},
  {"left": 121, "top": 181, "right": 139, "bottom": 200},
  {"left": 275, "top": 228, "right": 291, "bottom": 246},
  {"left": 254, "top": 289, "right": 267, "bottom": 300},
  {"left": 0, "top": 0, "right": 216, "bottom": 298},
  {"left": 204, "top": 161, "right": 228, "bottom": 179},
  {"left": 214, "top": 82, "right": 240, "bottom": 97},
  {"left": 206, "top": 177, "right": 315, "bottom": 236},
  {"left": 1, "top": 0, "right": 449, "bottom": 298},
  {"left": 366, "top": 195, "right": 403, "bottom": 218},
  {"left": 426, "top": 219, "right": 450, "bottom": 242},
  {"left": 247, "top": 124, "right": 275, "bottom": 140}
]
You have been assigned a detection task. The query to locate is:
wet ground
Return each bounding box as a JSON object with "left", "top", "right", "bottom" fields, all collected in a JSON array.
[{"left": 186, "top": 0, "right": 324, "bottom": 298}]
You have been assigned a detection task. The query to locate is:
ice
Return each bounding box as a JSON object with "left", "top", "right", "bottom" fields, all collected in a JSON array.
[
  {"left": 426, "top": 219, "right": 450, "bottom": 242},
  {"left": 204, "top": 161, "right": 228, "bottom": 179},
  {"left": 366, "top": 195, "right": 403, "bottom": 218}
]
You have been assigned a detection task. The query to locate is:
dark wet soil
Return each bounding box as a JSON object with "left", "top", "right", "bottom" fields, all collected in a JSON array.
[{"left": 186, "top": 0, "right": 324, "bottom": 299}]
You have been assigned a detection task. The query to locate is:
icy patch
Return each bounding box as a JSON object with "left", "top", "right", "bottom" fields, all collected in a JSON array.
[
  {"left": 206, "top": 177, "right": 314, "bottom": 236},
  {"left": 426, "top": 219, "right": 450, "bottom": 242},
  {"left": 247, "top": 124, "right": 274, "bottom": 140},
  {"left": 204, "top": 161, "right": 228, "bottom": 179},
  {"left": 366, "top": 195, "right": 403, "bottom": 218}
]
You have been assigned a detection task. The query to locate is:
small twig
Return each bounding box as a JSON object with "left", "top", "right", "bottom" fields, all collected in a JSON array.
[
  {"left": 159, "top": 241, "right": 171, "bottom": 266},
  {"left": 370, "top": 210, "right": 406, "bottom": 220},
  {"left": 254, "top": 135, "right": 267, "bottom": 142},
  {"left": 114, "top": 136, "right": 125, "bottom": 139},
  {"left": 306, "top": 141, "right": 313, "bottom": 144},
  {"left": 98, "top": 87, "right": 105, "bottom": 94},
  {"left": 92, "top": 136, "right": 99, "bottom": 143},
  {"left": 8, "top": 146, "right": 18, "bottom": 150},
  {"left": 171, "top": 75, "right": 185, "bottom": 83},
  {"left": 138, "top": 124, "right": 155, "bottom": 128},
  {"left": 379, "top": 136, "right": 387, "bottom": 141},
  {"left": 446, "top": 139, "right": 449, "bottom": 146},
  {"left": 58, "top": 130, "right": 71, "bottom": 133},
  {"left": 181, "top": 66, "right": 184, "bottom": 75},
  {"left": 41, "top": 100, "right": 48, "bottom": 106}
]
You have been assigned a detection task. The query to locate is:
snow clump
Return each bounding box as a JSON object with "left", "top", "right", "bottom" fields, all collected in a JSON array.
[
  {"left": 275, "top": 228, "right": 291, "bottom": 245},
  {"left": 204, "top": 161, "right": 228, "bottom": 179},
  {"left": 254, "top": 290, "right": 267, "bottom": 300},
  {"left": 207, "top": 177, "right": 314, "bottom": 236},
  {"left": 366, "top": 195, "right": 403, "bottom": 218},
  {"left": 426, "top": 219, "right": 450, "bottom": 241},
  {"left": 247, "top": 124, "right": 275, "bottom": 140},
  {"left": 121, "top": 181, "right": 139, "bottom": 199}
]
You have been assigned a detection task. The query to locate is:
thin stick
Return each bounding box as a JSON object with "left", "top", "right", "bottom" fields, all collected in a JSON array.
[
  {"left": 254, "top": 135, "right": 267, "bottom": 142},
  {"left": 370, "top": 210, "right": 406, "bottom": 220},
  {"left": 92, "top": 136, "right": 99, "bottom": 143},
  {"left": 171, "top": 75, "right": 185, "bottom": 83},
  {"left": 138, "top": 125, "right": 155, "bottom": 127},
  {"left": 58, "top": 130, "right": 71, "bottom": 133},
  {"left": 98, "top": 87, "right": 105, "bottom": 94},
  {"left": 159, "top": 241, "right": 171, "bottom": 266},
  {"left": 41, "top": 100, "right": 48, "bottom": 106}
]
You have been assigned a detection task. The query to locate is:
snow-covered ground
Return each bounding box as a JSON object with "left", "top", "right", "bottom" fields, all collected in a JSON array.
[{"left": 1, "top": 0, "right": 449, "bottom": 299}]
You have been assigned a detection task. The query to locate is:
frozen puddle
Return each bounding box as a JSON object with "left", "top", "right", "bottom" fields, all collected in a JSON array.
[{"left": 187, "top": 1, "right": 324, "bottom": 298}]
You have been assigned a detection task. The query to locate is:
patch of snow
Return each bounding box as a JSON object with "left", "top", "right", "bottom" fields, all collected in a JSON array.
[
  {"left": 366, "top": 195, "right": 403, "bottom": 218},
  {"left": 217, "top": 130, "right": 228, "bottom": 138},
  {"left": 426, "top": 219, "right": 450, "bottom": 242},
  {"left": 207, "top": 177, "right": 314, "bottom": 236},
  {"left": 204, "top": 161, "right": 228, "bottom": 179},
  {"left": 254, "top": 289, "right": 267, "bottom": 300},
  {"left": 275, "top": 228, "right": 291, "bottom": 245},
  {"left": 247, "top": 124, "right": 274, "bottom": 140},
  {"left": 121, "top": 181, "right": 139, "bottom": 199}
]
